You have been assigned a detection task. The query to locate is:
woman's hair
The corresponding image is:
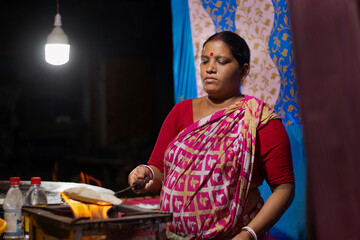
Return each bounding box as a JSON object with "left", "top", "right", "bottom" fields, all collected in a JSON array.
[{"left": 203, "top": 31, "right": 250, "bottom": 67}]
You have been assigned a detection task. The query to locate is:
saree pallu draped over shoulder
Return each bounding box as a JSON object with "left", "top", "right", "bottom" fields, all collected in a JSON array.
[{"left": 160, "top": 96, "right": 279, "bottom": 239}]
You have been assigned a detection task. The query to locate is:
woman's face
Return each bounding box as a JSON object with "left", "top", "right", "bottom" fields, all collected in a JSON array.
[{"left": 200, "top": 40, "right": 244, "bottom": 99}]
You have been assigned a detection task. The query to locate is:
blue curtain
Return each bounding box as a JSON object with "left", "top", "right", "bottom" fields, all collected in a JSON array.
[{"left": 171, "top": 0, "right": 197, "bottom": 103}]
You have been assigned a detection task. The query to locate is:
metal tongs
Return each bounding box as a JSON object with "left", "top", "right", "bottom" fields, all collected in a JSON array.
[{"left": 114, "top": 176, "right": 151, "bottom": 196}]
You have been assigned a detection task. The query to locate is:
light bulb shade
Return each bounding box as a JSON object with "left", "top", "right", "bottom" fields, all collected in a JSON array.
[
  {"left": 45, "top": 43, "right": 70, "bottom": 65},
  {"left": 47, "top": 26, "right": 69, "bottom": 44}
]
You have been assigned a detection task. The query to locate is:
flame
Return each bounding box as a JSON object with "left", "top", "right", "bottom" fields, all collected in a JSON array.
[
  {"left": 61, "top": 192, "right": 112, "bottom": 219},
  {"left": 51, "top": 161, "right": 102, "bottom": 187},
  {"left": 79, "top": 171, "right": 102, "bottom": 187}
]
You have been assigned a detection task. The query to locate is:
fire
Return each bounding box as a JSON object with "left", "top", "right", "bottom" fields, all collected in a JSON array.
[
  {"left": 51, "top": 160, "right": 102, "bottom": 188},
  {"left": 79, "top": 171, "right": 102, "bottom": 187},
  {"left": 61, "top": 192, "right": 112, "bottom": 219}
]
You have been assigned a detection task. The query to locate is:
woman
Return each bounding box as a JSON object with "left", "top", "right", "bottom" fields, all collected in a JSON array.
[{"left": 128, "top": 31, "right": 295, "bottom": 240}]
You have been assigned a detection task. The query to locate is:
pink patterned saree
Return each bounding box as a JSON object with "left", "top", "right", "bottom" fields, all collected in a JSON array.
[{"left": 160, "top": 96, "right": 279, "bottom": 239}]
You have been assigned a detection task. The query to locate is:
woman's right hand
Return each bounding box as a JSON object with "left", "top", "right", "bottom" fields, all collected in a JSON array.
[{"left": 128, "top": 165, "right": 154, "bottom": 194}]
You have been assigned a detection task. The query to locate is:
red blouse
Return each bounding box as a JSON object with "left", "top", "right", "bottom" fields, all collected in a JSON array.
[{"left": 148, "top": 99, "right": 294, "bottom": 185}]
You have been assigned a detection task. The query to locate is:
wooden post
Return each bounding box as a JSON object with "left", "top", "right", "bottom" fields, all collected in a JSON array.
[{"left": 288, "top": 0, "right": 360, "bottom": 239}]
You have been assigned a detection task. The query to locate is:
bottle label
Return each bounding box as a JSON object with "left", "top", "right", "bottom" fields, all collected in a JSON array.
[{"left": 4, "top": 209, "right": 24, "bottom": 237}]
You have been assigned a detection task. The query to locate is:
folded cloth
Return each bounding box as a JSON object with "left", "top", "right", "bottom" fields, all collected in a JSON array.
[{"left": 63, "top": 187, "right": 122, "bottom": 205}]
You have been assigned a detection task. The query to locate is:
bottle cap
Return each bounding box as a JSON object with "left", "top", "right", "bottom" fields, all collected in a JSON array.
[
  {"left": 31, "top": 177, "right": 41, "bottom": 185},
  {"left": 9, "top": 177, "right": 20, "bottom": 185}
]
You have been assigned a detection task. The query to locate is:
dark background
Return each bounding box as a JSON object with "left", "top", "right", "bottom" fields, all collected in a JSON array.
[{"left": 0, "top": 0, "right": 174, "bottom": 193}]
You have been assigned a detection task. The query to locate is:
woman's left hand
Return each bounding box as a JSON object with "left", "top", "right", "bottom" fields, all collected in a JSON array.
[{"left": 237, "top": 182, "right": 295, "bottom": 239}]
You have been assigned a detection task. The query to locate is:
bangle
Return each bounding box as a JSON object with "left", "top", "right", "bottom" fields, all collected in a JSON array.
[
  {"left": 137, "top": 164, "right": 154, "bottom": 180},
  {"left": 241, "top": 226, "right": 258, "bottom": 240}
]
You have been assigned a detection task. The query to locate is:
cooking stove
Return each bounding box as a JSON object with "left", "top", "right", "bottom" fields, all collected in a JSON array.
[{"left": 22, "top": 203, "right": 172, "bottom": 240}]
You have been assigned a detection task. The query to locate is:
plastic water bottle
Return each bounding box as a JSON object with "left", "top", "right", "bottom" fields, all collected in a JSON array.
[
  {"left": 3, "top": 177, "right": 24, "bottom": 240},
  {"left": 24, "top": 177, "right": 47, "bottom": 239},
  {"left": 24, "top": 177, "right": 47, "bottom": 206}
]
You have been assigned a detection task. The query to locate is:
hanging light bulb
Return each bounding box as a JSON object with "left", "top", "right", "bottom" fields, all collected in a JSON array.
[{"left": 45, "top": 1, "right": 70, "bottom": 65}]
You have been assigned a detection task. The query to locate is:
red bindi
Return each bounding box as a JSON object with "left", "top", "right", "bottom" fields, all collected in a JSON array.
[{"left": 210, "top": 52, "right": 214, "bottom": 56}]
